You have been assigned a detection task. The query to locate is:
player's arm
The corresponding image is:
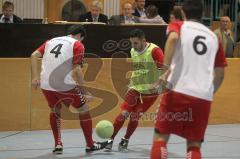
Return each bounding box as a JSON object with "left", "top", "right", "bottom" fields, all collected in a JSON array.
[
  {"left": 31, "top": 41, "right": 46, "bottom": 89},
  {"left": 157, "top": 31, "right": 179, "bottom": 83},
  {"left": 72, "top": 64, "right": 85, "bottom": 86},
  {"left": 72, "top": 43, "right": 93, "bottom": 100},
  {"left": 150, "top": 22, "right": 181, "bottom": 92},
  {"left": 149, "top": 47, "right": 165, "bottom": 93},
  {"left": 213, "top": 67, "right": 225, "bottom": 93},
  {"left": 162, "top": 21, "right": 183, "bottom": 79},
  {"left": 150, "top": 37, "right": 178, "bottom": 93},
  {"left": 164, "top": 32, "right": 179, "bottom": 67},
  {"left": 72, "top": 41, "right": 85, "bottom": 87},
  {"left": 31, "top": 50, "right": 42, "bottom": 79},
  {"left": 31, "top": 50, "right": 42, "bottom": 89},
  {"left": 213, "top": 41, "right": 227, "bottom": 93},
  {"left": 72, "top": 64, "right": 93, "bottom": 101},
  {"left": 151, "top": 47, "right": 164, "bottom": 69}
]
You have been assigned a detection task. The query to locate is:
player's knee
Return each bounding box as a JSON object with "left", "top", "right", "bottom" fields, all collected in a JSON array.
[
  {"left": 50, "top": 107, "right": 61, "bottom": 114},
  {"left": 187, "top": 140, "right": 202, "bottom": 149},
  {"left": 75, "top": 104, "right": 89, "bottom": 114},
  {"left": 72, "top": 97, "right": 86, "bottom": 108},
  {"left": 121, "top": 111, "right": 130, "bottom": 119},
  {"left": 50, "top": 108, "right": 55, "bottom": 114},
  {"left": 153, "top": 128, "right": 170, "bottom": 142},
  {"left": 130, "top": 112, "right": 141, "bottom": 121}
]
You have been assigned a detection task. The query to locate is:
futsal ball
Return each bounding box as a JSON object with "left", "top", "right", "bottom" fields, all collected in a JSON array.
[{"left": 96, "top": 120, "right": 114, "bottom": 139}]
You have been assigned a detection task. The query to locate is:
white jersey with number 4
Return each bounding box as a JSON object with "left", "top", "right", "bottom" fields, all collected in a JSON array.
[
  {"left": 37, "top": 36, "right": 84, "bottom": 91},
  {"left": 167, "top": 21, "right": 226, "bottom": 101}
]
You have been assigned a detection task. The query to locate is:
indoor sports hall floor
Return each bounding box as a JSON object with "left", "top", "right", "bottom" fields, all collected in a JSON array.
[{"left": 0, "top": 124, "right": 240, "bottom": 159}]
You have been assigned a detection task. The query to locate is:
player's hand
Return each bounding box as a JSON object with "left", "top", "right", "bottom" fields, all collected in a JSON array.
[
  {"left": 159, "top": 68, "right": 170, "bottom": 82},
  {"left": 75, "top": 85, "right": 94, "bottom": 102},
  {"left": 32, "top": 78, "right": 40, "bottom": 89},
  {"left": 149, "top": 69, "right": 171, "bottom": 94},
  {"left": 149, "top": 80, "right": 160, "bottom": 94},
  {"left": 75, "top": 85, "right": 87, "bottom": 94},
  {"left": 84, "top": 91, "right": 93, "bottom": 102}
]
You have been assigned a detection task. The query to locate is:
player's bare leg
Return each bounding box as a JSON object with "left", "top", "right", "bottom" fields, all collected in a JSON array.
[
  {"left": 151, "top": 130, "right": 170, "bottom": 159},
  {"left": 105, "top": 110, "right": 130, "bottom": 151},
  {"left": 120, "top": 95, "right": 157, "bottom": 151},
  {"left": 186, "top": 141, "right": 202, "bottom": 159},
  {"left": 75, "top": 104, "right": 107, "bottom": 153},
  {"left": 118, "top": 111, "right": 142, "bottom": 151},
  {"left": 50, "top": 106, "right": 63, "bottom": 155}
]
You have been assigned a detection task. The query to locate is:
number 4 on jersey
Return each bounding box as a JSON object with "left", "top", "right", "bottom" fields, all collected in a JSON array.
[{"left": 50, "top": 44, "right": 63, "bottom": 58}]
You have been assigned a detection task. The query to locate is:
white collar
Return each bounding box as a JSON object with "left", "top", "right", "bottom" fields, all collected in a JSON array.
[
  {"left": 135, "top": 42, "right": 150, "bottom": 54},
  {"left": 137, "top": 8, "right": 146, "bottom": 16},
  {"left": 0, "top": 14, "right": 14, "bottom": 23},
  {"left": 137, "top": 7, "right": 145, "bottom": 12}
]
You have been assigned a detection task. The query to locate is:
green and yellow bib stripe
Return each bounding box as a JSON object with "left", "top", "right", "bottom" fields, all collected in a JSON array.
[{"left": 129, "top": 43, "right": 162, "bottom": 94}]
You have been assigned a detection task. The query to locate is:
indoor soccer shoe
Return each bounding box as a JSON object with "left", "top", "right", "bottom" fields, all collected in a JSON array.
[
  {"left": 118, "top": 137, "right": 129, "bottom": 151},
  {"left": 52, "top": 145, "right": 63, "bottom": 154},
  {"left": 85, "top": 142, "right": 107, "bottom": 153},
  {"left": 105, "top": 139, "right": 113, "bottom": 151}
]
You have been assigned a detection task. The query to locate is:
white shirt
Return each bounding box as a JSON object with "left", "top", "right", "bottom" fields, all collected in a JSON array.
[
  {"left": 40, "top": 36, "right": 82, "bottom": 91},
  {"left": 136, "top": 8, "right": 146, "bottom": 17},
  {"left": 124, "top": 16, "right": 136, "bottom": 24},
  {"left": 92, "top": 16, "right": 99, "bottom": 22},
  {"left": 139, "top": 15, "right": 166, "bottom": 24},
  {"left": 0, "top": 15, "right": 13, "bottom": 23},
  {"left": 167, "top": 21, "right": 220, "bottom": 101}
]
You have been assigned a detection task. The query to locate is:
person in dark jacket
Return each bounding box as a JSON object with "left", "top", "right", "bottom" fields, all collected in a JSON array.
[
  {"left": 109, "top": 2, "right": 140, "bottom": 25},
  {"left": 0, "top": 1, "right": 22, "bottom": 23},
  {"left": 78, "top": 0, "right": 108, "bottom": 23},
  {"left": 133, "top": 0, "right": 146, "bottom": 17}
]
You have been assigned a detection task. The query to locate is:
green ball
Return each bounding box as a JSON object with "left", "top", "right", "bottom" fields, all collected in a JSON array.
[{"left": 96, "top": 120, "right": 114, "bottom": 139}]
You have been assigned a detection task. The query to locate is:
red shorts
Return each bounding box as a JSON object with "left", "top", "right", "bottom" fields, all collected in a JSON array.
[
  {"left": 154, "top": 91, "right": 211, "bottom": 141},
  {"left": 120, "top": 89, "right": 158, "bottom": 113},
  {"left": 41, "top": 87, "right": 86, "bottom": 109}
]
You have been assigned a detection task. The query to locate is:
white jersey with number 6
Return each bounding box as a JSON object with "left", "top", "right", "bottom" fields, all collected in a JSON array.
[{"left": 167, "top": 21, "right": 224, "bottom": 101}]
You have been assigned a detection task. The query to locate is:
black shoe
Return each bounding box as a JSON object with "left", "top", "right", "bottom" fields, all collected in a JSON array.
[
  {"left": 85, "top": 142, "right": 107, "bottom": 153},
  {"left": 118, "top": 137, "right": 129, "bottom": 151},
  {"left": 105, "top": 139, "right": 113, "bottom": 151},
  {"left": 52, "top": 145, "right": 63, "bottom": 155}
]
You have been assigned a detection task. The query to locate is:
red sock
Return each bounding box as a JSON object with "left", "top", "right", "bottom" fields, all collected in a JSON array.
[
  {"left": 50, "top": 112, "right": 62, "bottom": 147},
  {"left": 124, "top": 113, "right": 139, "bottom": 139},
  {"left": 79, "top": 112, "right": 94, "bottom": 147},
  {"left": 151, "top": 140, "right": 167, "bottom": 159},
  {"left": 187, "top": 147, "right": 201, "bottom": 159},
  {"left": 111, "top": 113, "right": 126, "bottom": 139}
]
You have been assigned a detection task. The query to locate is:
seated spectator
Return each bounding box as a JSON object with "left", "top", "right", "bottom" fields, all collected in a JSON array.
[
  {"left": 169, "top": 7, "right": 184, "bottom": 23},
  {"left": 78, "top": 0, "right": 108, "bottom": 23},
  {"left": 0, "top": 1, "right": 22, "bottom": 23},
  {"left": 139, "top": 5, "right": 166, "bottom": 24},
  {"left": 109, "top": 2, "right": 140, "bottom": 25},
  {"left": 133, "top": 0, "right": 146, "bottom": 17},
  {"left": 214, "top": 16, "right": 235, "bottom": 58}
]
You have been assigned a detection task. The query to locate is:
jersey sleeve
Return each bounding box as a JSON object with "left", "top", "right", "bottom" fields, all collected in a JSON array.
[
  {"left": 214, "top": 41, "right": 227, "bottom": 67},
  {"left": 37, "top": 41, "right": 48, "bottom": 55},
  {"left": 166, "top": 21, "right": 184, "bottom": 36},
  {"left": 73, "top": 41, "right": 85, "bottom": 65},
  {"left": 151, "top": 47, "right": 164, "bottom": 68}
]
